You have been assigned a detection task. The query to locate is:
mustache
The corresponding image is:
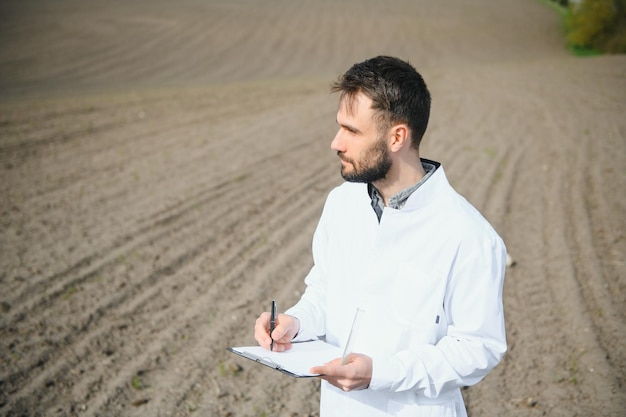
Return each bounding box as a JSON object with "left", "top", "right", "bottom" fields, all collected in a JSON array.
[{"left": 337, "top": 151, "right": 353, "bottom": 164}]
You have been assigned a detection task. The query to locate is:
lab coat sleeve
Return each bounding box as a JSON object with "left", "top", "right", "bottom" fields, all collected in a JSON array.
[
  {"left": 369, "top": 232, "right": 507, "bottom": 397},
  {"left": 284, "top": 195, "right": 332, "bottom": 342}
]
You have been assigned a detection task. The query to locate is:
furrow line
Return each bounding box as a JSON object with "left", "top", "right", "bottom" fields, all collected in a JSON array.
[
  {"left": 9, "top": 90, "right": 330, "bottom": 209},
  {"left": 2, "top": 99, "right": 331, "bottom": 303},
  {"left": 3, "top": 162, "right": 331, "bottom": 414},
  {"left": 2, "top": 119, "right": 330, "bottom": 307},
  {"left": 117, "top": 18, "right": 227, "bottom": 84},
  {"left": 480, "top": 145, "right": 525, "bottom": 233},
  {"left": 84, "top": 178, "right": 328, "bottom": 416},
  {"left": 1, "top": 165, "right": 282, "bottom": 325},
  {"left": 55, "top": 22, "right": 175, "bottom": 87},
  {"left": 530, "top": 82, "right": 621, "bottom": 411},
  {"left": 1, "top": 157, "right": 334, "bottom": 410},
  {"left": 74, "top": 12, "right": 234, "bottom": 85},
  {"left": 0, "top": 118, "right": 134, "bottom": 153},
  {"left": 2, "top": 148, "right": 301, "bottom": 318},
  {"left": 566, "top": 133, "right": 625, "bottom": 390}
]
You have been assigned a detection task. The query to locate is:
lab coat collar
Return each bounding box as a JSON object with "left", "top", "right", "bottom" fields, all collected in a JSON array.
[{"left": 399, "top": 158, "right": 447, "bottom": 212}]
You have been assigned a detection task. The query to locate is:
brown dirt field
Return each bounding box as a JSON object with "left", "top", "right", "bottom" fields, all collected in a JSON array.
[{"left": 0, "top": 0, "right": 624, "bottom": 416}]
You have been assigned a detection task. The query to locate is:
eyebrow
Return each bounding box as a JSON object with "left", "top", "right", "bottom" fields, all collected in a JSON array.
[{"left": 336, "top": 118, "right": 362, "bottom": 135}]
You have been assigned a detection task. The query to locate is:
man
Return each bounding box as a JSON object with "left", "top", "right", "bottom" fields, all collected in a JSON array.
[{"left": 254, "top": 56, "right": 507, "bottom": 417}]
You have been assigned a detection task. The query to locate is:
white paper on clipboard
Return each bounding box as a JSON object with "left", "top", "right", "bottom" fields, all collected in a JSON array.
[{"left": 227, "top": 340, "right": 343, "bottom": 378}]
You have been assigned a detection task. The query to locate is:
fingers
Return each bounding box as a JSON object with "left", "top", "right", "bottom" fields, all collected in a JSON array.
[
  {"left": 254, "top": 312, "right": 272, "bottom": 348},
  {"left": 310, "top": 357, "right": 343, "bottom": 375},
  {"left": 254, "top": 312, "right": 300, "bottom": 351},
  {"left": 271, "top": 314, "right": 297, "bottom": 341},
  {"left": 309, "top": 357, "right": 343, "bottom": 378},
  {"left": 310, "top": 354, "right": 372, "bottom": 392}
]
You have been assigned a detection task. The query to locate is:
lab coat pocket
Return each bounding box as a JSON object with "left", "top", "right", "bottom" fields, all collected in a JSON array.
[
  {"left": 390, "top": 265, "right": 448, "bottom": 345},
  {"left": 398, "top": 317, "right": 441, "bottom": 347}
]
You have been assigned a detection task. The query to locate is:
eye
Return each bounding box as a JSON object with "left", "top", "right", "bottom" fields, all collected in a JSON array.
[{"left": 343, "top": 126, "right": 358, "bottom": 135}]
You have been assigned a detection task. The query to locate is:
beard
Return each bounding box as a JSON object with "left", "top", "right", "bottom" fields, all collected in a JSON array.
[{"left": 338, "top": 138, "right": 392, "bottom": 183}]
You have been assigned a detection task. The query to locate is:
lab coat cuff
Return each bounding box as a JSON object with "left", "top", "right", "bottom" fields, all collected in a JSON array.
[
  {"left": 284, "top": 306, "right": 318, "bottom": 342},
  {"left": 369, "top": 355, "right": 401, "bottom": 391}
]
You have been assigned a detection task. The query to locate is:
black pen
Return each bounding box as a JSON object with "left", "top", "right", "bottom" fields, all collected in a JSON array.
[{"left": 269, "top": 299, "right": 277, "bottom": 352}]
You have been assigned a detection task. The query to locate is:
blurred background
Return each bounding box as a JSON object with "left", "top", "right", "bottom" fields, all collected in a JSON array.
[{"left": 0, "top": 1, "right": 624, "bottom": 416}]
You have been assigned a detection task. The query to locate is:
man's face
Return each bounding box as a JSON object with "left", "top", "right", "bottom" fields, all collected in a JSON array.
[{"left": 331, "top": 93, "right": 392, "bottom": 183}]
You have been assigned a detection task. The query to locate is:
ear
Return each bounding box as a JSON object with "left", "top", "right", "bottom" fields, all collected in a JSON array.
[{"left": 388, "top": 124, "right": 410, "bottom": 152}]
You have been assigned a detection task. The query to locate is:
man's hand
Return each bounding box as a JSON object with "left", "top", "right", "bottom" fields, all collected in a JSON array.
[
  {"left": 310, "top": 353, "right": 372, "bottom": 391},
  {"left": 254, "top": 312, "right": 300, "bottom": 352}
]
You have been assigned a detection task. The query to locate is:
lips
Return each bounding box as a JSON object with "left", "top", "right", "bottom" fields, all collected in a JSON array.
[{"left": 337, "top": 152, "right": 352, "bottom": 164}]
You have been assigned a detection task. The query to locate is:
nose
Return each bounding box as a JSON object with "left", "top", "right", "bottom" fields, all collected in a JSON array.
[{"left": 330, "top": 129, "right": 344, "bottom": 152}]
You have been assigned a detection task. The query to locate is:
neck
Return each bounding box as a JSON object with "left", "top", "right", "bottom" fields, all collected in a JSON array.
[{"left": 373, "top": 156, "right": 425, "bottom": 206}]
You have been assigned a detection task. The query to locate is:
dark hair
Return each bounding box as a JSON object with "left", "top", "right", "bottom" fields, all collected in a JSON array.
[{"left": 331, "top": 56, "right": 431, "bottom": 149}]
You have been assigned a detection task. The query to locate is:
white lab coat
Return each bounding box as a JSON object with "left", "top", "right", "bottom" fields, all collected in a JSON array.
[{"left": 286, "top": 162, "right": 507, "bottom": 417}]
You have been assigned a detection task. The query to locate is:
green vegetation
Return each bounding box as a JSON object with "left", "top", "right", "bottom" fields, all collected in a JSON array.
[
  {"left": 131, "top": 373, "right": 148, "bottom": 390},
  {"left": 544, "top": 0, "right": 626, "bottom": 54},
  {"left": 61, "top": 284, "right": 79, "bottom": 300},
  {"left": 566, "top": 0, "right": 626, "bottom": 54},
  {"left": 218, "top": 360, "right": 243, "bottom": 377}
]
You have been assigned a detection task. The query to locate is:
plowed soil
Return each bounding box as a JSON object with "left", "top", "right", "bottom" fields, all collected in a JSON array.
[{"left": 1, "top": 0, "right": 624, "bottom": 416}]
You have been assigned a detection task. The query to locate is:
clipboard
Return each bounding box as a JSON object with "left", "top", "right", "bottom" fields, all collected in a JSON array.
[{"left": 227, "top": 340, "right": 343, "bottom": 378}]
